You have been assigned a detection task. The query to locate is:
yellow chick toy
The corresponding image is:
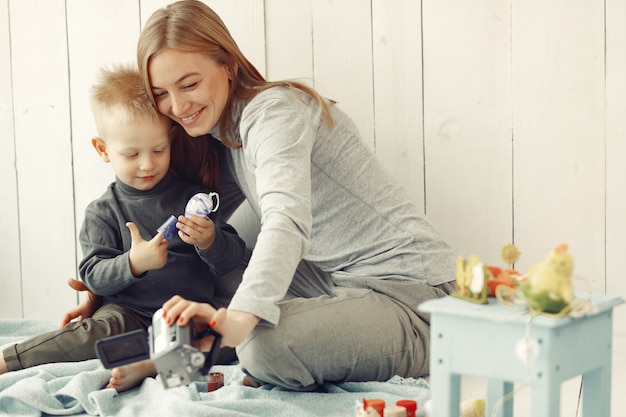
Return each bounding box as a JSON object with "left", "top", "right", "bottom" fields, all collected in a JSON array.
[{"left": 521, "top": 243, "right": 574, "bottom": 314}]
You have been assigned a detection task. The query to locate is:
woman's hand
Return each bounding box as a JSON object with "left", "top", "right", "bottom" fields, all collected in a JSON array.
[
  {"left": 176, "top": 215, "right": 216, "bottom": 251},
  {"left": 60, "top": 278, "right": 102, "bottom": 327},
  {"left": 162, "top": 295, "right": 260, "bottom": 350}
]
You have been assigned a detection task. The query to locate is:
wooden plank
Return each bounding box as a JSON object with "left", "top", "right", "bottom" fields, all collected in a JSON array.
[
  {"left": 140, "top": 1, "right": 266, "bottom": 75},
  {"left": 0, "top": 0, "right": 23, "bottom": 318},
  {"left": 264, "top": 0, "right": 313, "bottom": 82},
  {"left": 66, "top": 0, "right": 141, "bottom": 312},
  {"left": 205, "top": 0, "right": 266, "bottom": 76},
  {"left": 312, "top": 0, "right": 375, "bottom": 150},
  {"left": 606, "top": 0, "right": 626, "bottom": 333},
  {"left": 10, "top": 0, "right": 76, "bottom": 319},
  {"left": 511, "top": 0, "right": 605, "bottom": 291},
  {"left": 422, "top": 0, "right": 513, "bottom": 262},
  {"left": 372, "top": 0, "right": 425, "bottom": 210}
]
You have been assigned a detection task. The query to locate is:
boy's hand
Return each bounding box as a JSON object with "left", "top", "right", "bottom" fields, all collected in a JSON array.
[
  {"left": 127, "top": 222, "right": 169, "bottom": 276},
  {"left": 177, "top": 215, "right": 216, "bottom": 251},
  {"left": 60, "top": 278, "right": 102, "bottom": 327}
]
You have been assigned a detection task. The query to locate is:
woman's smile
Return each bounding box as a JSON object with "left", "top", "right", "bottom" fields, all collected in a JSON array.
[{"left": 180, "top": 109, "right": 203, "bottom": 124}]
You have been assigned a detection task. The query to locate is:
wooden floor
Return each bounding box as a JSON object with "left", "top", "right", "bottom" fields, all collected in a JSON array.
[{"left": 459, "top": 332, "right": 626, "bottom": 416}]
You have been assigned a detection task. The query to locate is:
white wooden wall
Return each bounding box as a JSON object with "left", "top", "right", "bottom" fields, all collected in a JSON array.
[{"left": 1, "top": 0, "right": 625, "bottom": 334}]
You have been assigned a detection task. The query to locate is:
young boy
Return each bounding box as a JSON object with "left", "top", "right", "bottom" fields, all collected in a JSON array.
[{"left": 0, "top": 65, "right": 246, "bottom": 389}]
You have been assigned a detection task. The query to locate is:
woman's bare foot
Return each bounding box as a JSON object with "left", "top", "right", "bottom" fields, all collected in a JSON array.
[
  {"left": 106, "top": 359, "right": 157, "bottom": 392},
  {"left": 0, "top": 353, "right": 8, "bottom": 375}
]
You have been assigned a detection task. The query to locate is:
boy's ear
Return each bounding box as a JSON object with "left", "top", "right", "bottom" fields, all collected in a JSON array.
[{"left": 91, "top": 137, "right": 110, "bottom": 162}]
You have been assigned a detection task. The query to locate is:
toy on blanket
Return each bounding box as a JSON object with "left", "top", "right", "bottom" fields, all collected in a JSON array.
[
  {"left": 355, "top": 399, "right": 382, "bottom": 417},
  {"left": 422, "top": 398, "right": 485, "bottom": 417},
  {"left": 355, "top": 398, "right": 417, "bottom": 417}
]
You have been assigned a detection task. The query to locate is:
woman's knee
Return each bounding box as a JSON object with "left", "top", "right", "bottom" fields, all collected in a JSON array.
[
  {"left": 236, "top": 326, "right": 280, "bottom": 373},
  {"left": 236, "top": 326, "right": 317, "bottom": 390}
]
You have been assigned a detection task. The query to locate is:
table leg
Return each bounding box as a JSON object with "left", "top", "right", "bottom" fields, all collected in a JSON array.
[
  {"left": 581, "top": 368, "right": 610, "bottom": 417},
  {"left": 530, "top": 372, "right": 560, "bottom": 417},
  {"left": 431, "top": 372, "right": 461, "bottom": 417},
  {"left": 486, "top": 379, "right": 514, "bottom": 417}
]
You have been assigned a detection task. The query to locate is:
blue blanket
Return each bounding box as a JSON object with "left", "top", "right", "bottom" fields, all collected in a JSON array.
[{"left": 0, "top": 320, "right": 431, "bottom": 416}]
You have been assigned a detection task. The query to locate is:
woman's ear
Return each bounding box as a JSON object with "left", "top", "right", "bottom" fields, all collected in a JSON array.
[
  {"left": 91, "top": 137, "right": 110, "bottom": 162},
  {"left": 227, "top": 62, "right": 238, "bottom": 81}
]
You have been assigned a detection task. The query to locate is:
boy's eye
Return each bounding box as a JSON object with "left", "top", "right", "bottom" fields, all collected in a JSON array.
[{"left": 183, "top": 82, "right": 197, "bottom": 89}]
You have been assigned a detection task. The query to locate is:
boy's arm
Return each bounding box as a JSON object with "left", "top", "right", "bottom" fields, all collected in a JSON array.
[
  {"left": 79, "top": 210, "right": 167, "bottom": 295},
  {"left": 79, "top": 212, "right": 137, "bottom": 295},
  {"left": 196, "top": 221, "right": 247, "bottom": 275}
]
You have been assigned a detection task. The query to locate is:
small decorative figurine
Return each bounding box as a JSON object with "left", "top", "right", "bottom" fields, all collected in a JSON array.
[
  {"left": 520, "top": 243, "right": 574, "bottom": 315},
  {"left": 452, "top": 255, "right": 489, "bottom": 304},
  {"left": 486, "top": 243, "right": 525, "bottom": 297}
]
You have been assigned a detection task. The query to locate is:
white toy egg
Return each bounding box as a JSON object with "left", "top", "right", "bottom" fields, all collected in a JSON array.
[{"left": 185, "top": 192, "right": 219, "bottom": 218}]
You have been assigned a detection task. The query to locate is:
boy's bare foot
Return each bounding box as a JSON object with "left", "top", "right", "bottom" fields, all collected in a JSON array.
[{"left": 105, "top": 359, "right": 157, "bottom": 392}]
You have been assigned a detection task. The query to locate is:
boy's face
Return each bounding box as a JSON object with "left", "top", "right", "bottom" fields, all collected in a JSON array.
[{"left": 92, "top": 118, "right": 171, "bottom": 191}]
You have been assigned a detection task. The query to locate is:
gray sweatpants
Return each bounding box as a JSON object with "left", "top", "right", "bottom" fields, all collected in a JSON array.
[
  {"left": 3, "top": 260, "right": 247, "bottom": 373},
  {"left": 3, "top": 303, "right": 152, "bottom": 371},
  {"left": 236, "top": 261, "right": 454, "bottom": 391}
]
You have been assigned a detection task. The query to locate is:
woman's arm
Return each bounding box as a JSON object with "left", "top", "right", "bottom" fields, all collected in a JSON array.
[{"left": 161, "top": 295, "right": 260, "bottom": 349}]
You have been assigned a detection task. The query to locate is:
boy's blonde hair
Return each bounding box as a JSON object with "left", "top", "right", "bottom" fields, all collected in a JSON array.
[{"left": 90, "top": 64, "right": 164, "bottom": 139}]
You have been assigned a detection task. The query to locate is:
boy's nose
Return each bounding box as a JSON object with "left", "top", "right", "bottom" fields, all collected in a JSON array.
[{"left": 139, "top": 155, "right": 155, "bottom": 171}]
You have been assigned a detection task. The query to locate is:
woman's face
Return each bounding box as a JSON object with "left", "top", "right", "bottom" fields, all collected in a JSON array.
[{"left": 149, "top": 48, "right": 232, "bottom": 137}]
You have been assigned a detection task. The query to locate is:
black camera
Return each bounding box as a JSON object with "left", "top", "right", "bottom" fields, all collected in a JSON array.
[{"left": 95, "top": 308, "right": 221, "bottom": 389}]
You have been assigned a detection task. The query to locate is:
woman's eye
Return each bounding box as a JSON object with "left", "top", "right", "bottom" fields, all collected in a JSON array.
[
  {"left": 183, "top": 82, "right": 197, "bottom": 89},
  {"left": 153, "top": 91, "right": 166, "bottom": 99}
]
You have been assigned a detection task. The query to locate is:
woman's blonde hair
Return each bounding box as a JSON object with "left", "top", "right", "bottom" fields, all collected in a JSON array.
[{"left": 137, "top": 0, "right": 333, "bottom": 149}]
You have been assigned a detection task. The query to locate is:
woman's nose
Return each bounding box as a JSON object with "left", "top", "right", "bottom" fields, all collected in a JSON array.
[{"left": 170, "top": 92, "right": 189, "bottom": 116}]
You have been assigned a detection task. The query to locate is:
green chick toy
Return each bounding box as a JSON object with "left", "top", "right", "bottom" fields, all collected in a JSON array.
[{"left": 521, "top": 243, "right": 574, "bottom": 315}]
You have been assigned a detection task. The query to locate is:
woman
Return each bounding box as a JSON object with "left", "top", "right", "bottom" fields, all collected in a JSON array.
[{"left": 94, "top": 0, "right": 455, "bottom": 391}]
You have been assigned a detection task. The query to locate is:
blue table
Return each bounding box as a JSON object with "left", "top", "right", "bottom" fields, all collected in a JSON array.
[{"left": 419, "top": 294, "right": 624, "bottom": 417}]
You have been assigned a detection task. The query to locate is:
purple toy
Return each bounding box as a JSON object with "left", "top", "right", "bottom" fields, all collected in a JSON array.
[{"left": 157, "top": 215, "right": 178, "bottom": 241}]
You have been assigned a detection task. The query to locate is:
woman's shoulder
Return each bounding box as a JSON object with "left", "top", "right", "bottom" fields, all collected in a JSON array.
[
  {"left": 241, "top": 86, "right": 323, "bottom": 132},
  {"left": 245, "top": 85, "right": 314, "bottom": 114},
  {"left": 252, "top": 84, "right": 299, "bottom": 100}
]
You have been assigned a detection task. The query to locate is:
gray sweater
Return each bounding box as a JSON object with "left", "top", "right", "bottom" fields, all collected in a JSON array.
[
  {"left": 79, "top": 172, "right": 246, "bottom": 312},
  {"left": 213, "top": 87, "right": 455, "bottom": 326}
]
